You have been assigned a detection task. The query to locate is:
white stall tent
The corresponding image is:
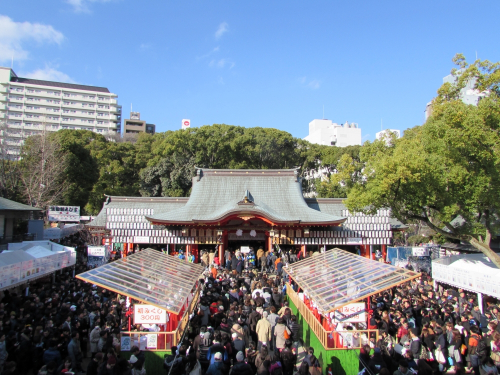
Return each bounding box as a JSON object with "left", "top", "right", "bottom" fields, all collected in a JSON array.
[
  {"left": 432, "top": 253, "right": 500, "bottom": 298},
  {"left": 0, "top": 241, "right": 76, "bottom": 291}
]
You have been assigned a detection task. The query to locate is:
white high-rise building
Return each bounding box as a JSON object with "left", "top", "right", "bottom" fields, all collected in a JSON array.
[
  {"left": 304, "top": 119, "right": 361, "bottom": 147},
  {"left": 0, "top": 67, "right": 122, "bottom": 157}
]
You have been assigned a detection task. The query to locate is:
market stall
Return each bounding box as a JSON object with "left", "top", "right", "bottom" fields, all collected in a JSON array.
[
  {"left": 432, "top": 253, "right": 500, "bottom": 313},
  {"left": 0, "top": 241, "right": 76, "bottom": 291},
  {"left": 76, "top": 248, "right": 204, "bottom": 350},
  {"left": 285, "top": 248, "right": 420, "bottom": 349}
]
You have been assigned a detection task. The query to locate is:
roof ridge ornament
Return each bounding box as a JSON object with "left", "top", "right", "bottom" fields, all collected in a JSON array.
[{"left": 238, "top": 190, "right": 255, "bottom": 206}]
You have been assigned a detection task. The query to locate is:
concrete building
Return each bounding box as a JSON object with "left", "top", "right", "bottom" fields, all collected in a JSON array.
[
  {"left": 0, "top": 67, "right": 121, "bottom": 157},
  {"left": 123, "top": 112, "right": 155, "bottom": 135},
  {"left": 376, "top": 129, "right": 401, "bottom": 142},
  {"left": 304, "top": 119, "right": 361, "bottom": 147},
  {"left": 424, "top": 72, "right": 488, "bottom": 121}
]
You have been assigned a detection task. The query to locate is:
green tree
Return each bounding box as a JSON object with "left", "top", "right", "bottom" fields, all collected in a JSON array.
[
  {"left": 339, "top": 55, "right": 500, "bottom": 268},
  {"left": 85, "top": 139, "right": 143, "bottom": 214},
  {"left": 51, "top": 130, "right": 104, "bottom": 213}
]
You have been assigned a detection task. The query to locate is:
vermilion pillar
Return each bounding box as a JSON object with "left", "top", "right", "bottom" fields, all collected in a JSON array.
[
  {"left": 192, "top": 244, "right": 199, "bottom": 263},
  {"left": 381, "top": 244, "right": 387, "bottom": 262},
  {"left": 301, "top": 244, "right": 306, "bottom": 258}
]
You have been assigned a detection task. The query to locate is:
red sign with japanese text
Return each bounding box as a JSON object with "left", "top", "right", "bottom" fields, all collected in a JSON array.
[{"left": 134, "top": 305, "right": 167, "bottom": 324}]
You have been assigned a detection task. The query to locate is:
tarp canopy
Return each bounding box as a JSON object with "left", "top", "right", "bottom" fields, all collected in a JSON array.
[
  {"left": 25, "top": 246, "right": 60, "bottom": 258},
  {"left": 432, "top": 253, "right": 500, "bottom": 298},
  {"left": 76, "top": 248, "right": 204, "bottom": 315},
  {"left": 286, "top": 248, "right": 421, "bottom": 315}
]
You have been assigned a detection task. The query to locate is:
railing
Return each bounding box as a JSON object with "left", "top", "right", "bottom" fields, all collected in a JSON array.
[
  {"left": 120, "top": 286, "right": 201, "bottom": 351},
  {"left": 286, "top": 283, "right": 378, "bottom": 349},
  {"left": 120, "top": 331, "right": 177, "bottom": 351}
]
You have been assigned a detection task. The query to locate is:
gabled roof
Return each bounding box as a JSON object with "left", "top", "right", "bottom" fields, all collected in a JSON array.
[
  {"left": 76, "top": 249, "right": 204, "bottom": 314},
  {"left": 0, "top": 197, "right": 41, "bottom": 211},
  {"left": 286, "top": 248, "right": 420, "bottom": 314},
  {"left": 305, "top": 198, "right": 408, "bottom": 230},
  {"left": 87, "top": 195, "right": 189, "bottom": 228},
  {"left": 146, "top": 169, "right": 346, "bottom": 225}
]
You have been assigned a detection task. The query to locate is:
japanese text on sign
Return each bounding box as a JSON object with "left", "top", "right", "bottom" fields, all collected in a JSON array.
[
  {"left": 332, "top": 302, "right": 366, "bottom": 323},
  {"left": 134, "top": 305, "right": 167, "bottom": 324}
]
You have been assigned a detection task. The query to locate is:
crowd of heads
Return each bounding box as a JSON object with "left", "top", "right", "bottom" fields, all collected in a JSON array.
[{"left": 361, "top": 272, "right": 500, "bottom": 374}]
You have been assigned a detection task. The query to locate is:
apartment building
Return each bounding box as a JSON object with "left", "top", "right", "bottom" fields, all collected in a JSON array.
[
  {"left": 123, "top": 112, "right": 155, "bottom": 135},
  {"left": 0, "top": 67, "right": 122, "bottom": 157}
]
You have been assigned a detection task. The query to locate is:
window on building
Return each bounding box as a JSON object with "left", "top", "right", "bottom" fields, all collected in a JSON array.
[{"left": 97, "top": 121, "right": 103, "bottom": 124}]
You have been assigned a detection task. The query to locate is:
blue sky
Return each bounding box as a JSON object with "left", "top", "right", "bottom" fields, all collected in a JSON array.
[{"left": 1, "top": 1, "right": 499, "bottom": 141}]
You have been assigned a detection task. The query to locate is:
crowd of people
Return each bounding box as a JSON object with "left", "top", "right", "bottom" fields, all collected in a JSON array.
[
  {"left": 165, "top": 246, "right": 323, "bottom": 375},
  {"left": 0, "top": 238, "right": 499, "bottom": 375},
  {"left": 360, "top": 272, "right": 500, "bottom": 375}
]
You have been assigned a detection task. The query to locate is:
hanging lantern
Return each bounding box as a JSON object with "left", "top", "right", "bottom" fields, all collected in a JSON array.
[
  {"left": 250, "top": 230, "right": 257, "bottom": 237},
  {"left": 236, "top": 229, "right": 243, "bottom": 237}
]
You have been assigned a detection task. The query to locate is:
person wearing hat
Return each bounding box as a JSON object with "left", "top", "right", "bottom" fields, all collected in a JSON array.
[
  {"left": 205, "top": 351, "right": 227, "bottom": 375},
  {"left": 255, "top": 311, "right": 271, "bottom": 351},
  {"left": 229, "top": 351, "right": 252, "bottom": 375}
]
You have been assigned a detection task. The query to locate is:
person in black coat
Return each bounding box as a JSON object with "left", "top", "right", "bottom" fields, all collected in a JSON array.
[
  {"left": 368, "top": 348, "right": 388, "bottom": 374},
  {"left": 229, "top": 351, "right": 253, "bottom": 375}
]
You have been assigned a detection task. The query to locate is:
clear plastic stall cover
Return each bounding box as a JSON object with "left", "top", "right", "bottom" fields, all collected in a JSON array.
[
  {"left": 286, "top": 248, "right": 420, "bottom": 314},
  {"left": 76, "top": 248, "right": 204, "bottom": 314}
]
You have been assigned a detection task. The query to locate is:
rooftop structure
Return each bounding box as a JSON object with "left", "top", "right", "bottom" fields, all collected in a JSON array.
[
  {"left": 0, "top": 197, "right": 41, "bottom": 244},
  {"left": 304, "top": 119, "right": 361, "bottom": 147},
  {"left": 76, "top": 248, "right": 204, "bottom": 314},
  {"left": 123, "top": 111, "right": 155, "bottom": 135},
  {"left": 0, "top": 67, "right": 122, "bottom": 157},
  {"left": 286, "top": 248, "right": 420, "bottom": 315}
]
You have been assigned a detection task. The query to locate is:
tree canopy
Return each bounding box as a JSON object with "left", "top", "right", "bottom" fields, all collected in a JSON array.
[{"left": 338, "top": 54, "right": 500, "bottom": 267}]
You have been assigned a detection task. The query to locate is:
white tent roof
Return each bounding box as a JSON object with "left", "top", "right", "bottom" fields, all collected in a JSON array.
[
  {"left": 432, "top": 254, "right": 500, "bottom": 298},
  {"left": 25, "top": 246, "right": 57, "bottom": 258},
  {"left": 0, "top": 251, "right": 36, "bottom": 265}
]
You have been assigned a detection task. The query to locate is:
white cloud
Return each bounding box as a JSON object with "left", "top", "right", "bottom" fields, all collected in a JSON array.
[
  {"left": 0, "top": 15, "right": 64, "bottom": 63},
  {"left": 209, "top": 58, "right": 235, "bottom": 69},
  {"left": 308, "top": 80, "right": 321, "bottom": 90},
  {"left": 65, "top": 0, "right": 114, "bottom": 13},
  {"left": 215, "top": 22, "right": 228, "bottom": 39},
  {"left": 21, "top": 65, "right": 75, "bottom": 83},
  {"left": 298, "top": 76, "right": 321, "bottom": 90},
  {"left": 197, "top": 46, "right": 219, "bottom": 60}
]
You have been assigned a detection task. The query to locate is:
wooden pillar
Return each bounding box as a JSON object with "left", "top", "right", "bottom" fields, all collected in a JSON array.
[
  {"left": 268, "top": 236, "right": 273, "bottom": 254},
  {"left": 169, "top": 243, "right": 175, "bottom": 255},
  {"left": 186, "top": 244, "right": 191, "bottom": 261},
  {"left": 381, "top": 244, "right": 387, "bottom": 262},
  {"left": 301, "top": 244, "right": 306, "bottom": 258}
]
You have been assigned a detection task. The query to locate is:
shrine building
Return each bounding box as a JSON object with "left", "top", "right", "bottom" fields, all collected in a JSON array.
[{"left": 88, "top": 168, "right": 405, "bottom": 261}]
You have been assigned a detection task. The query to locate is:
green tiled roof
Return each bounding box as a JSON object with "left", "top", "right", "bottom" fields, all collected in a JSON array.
[
  {"left": 305, "top": 198, "right": 408, "bottom": 230},
  {"left": 0, "top": 197, "right": 41, "bottom": 211},
  {"left": 147, "top": 169, "right": 346, "bottom": 225},
  {"left": 87, "top": 196, "right": 188, "bottom": 227}
]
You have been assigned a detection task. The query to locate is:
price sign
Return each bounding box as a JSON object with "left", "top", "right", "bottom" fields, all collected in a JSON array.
[
  {"left": 332, "top": 302, "right": 366, "bottom": 323},
  {"left": 134, "top": 305, "right": 167, "bottom": 324}
]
